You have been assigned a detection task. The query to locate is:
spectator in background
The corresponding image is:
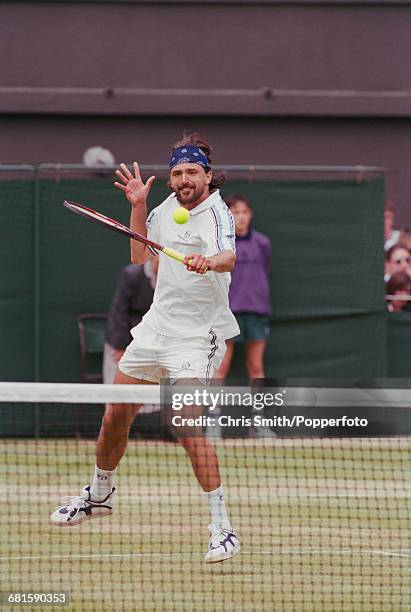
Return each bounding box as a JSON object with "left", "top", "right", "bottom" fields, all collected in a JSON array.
[
  {"left": 83, "top": 146, "right": 115, "bottom": 176},
  {"left": 384, "top": 199, "right": 401, "bottom": 251},
  {"left": 399, "top": 229, "right": 411, "bottom": 252},
  {"left": 385, "top": 243, "right": 411, "bottom": 282},
  {"left": 103, "top": 257, "right": 159, "bottom": 384},
  {"left": 386, "top": 272, "right": 411, "bottom": 312},
  {"left": 215, "top": 194, "right": 272, "bottom": 381}
]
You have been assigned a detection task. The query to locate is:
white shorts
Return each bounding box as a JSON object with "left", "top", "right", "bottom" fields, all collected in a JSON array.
[
  {"left": 102, "top": 343, "right": 119, "bottom": 385},
  {"left": 118, "top": 322, "right": 226, "bottom": 384}
]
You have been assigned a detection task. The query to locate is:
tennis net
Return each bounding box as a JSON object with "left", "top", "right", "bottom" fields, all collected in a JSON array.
[{"left": 0, "top": 383, "right": 410, "bottom": 611}]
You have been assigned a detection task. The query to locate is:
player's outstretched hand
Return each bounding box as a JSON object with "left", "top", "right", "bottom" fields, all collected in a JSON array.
[
  {"left": 114, "top": 162, "right": 155, "bottom": 208},
  {"left": 184, "top": 253, "right": 209, "bottom": 275}
]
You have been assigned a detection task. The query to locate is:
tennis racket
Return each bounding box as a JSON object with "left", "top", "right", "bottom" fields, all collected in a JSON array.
[{"left": 63, "top": 200, "right": 202, "bottom": 269}]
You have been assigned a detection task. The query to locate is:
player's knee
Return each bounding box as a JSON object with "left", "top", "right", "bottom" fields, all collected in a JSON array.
[{"left": 103, "top": 403, "right": 137, "bottom": 429}]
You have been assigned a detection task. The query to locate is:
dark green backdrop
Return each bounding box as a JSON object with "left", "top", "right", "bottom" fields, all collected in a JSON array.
[
  {"left": 386, "top": 311, "right": 411, "bottom": 377},
  {"left": 0, "top": 175, "right": 388, "bottom": 382}
]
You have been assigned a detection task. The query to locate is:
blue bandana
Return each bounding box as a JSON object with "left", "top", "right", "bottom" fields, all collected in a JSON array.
[{"left": 169, "top": 145, "right": 210, "bottom": 170}]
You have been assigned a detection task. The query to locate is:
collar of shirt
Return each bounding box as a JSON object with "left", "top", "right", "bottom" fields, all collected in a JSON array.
[
  {"left": 236, "top": 229, "right": 253, "bottom": 241},
  {"left": 174, "top": 189, "right": 221, "bottom": 216}
]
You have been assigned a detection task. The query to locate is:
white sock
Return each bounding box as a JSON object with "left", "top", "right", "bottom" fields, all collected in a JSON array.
[
  {"left": 206, "top": 485, "right": 231, "bottom": 529},
  {"left": 90, "top": 465, "right": 116, "bottom": 501}
]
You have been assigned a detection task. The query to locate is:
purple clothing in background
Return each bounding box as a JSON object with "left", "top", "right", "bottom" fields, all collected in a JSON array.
[{"left": 229, "top": 230, "right": 272, "bottom": 315}]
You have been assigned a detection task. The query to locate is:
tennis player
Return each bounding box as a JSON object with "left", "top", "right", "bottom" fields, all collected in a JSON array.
[{"left": 51, "top": 133, "right": 241, "bottom": 563}]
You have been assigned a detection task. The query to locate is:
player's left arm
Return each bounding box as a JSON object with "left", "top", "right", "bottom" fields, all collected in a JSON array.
[
  {"left": 208, "top": 249, "right": 236, "bottom": 272},
  {"left": 184, "top": 203, "right": 236, "bottom": 274},
  {"left": 184, "top": 250, "right": 235, "bottom": 274}
]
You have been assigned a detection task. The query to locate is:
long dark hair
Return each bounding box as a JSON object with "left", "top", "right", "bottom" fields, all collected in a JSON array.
[
  {"left": 170, "top": 131, "right": 226, "bottom": 190},
  {"left": 386, "top": 271, "right": 411, "bottom": 294},
  {"left": 225, "top": 193, "right": 253, "bottom": 210}
]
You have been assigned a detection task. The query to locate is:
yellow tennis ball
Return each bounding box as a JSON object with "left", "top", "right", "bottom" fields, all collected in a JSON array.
[{"left": 173, "top": 206, "right": 190, "bottom": 224}]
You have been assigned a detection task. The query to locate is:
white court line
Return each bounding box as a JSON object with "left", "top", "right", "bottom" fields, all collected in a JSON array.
[
  {"left": 1, "top": 548, "right": 410, "bottom": 561},
  {"left": 367, "top": 550, "right": 411, "bottom": 558}
]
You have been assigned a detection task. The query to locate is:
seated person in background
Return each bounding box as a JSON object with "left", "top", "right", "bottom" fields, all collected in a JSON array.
[
  {"left": 103, "top": 257, "right": 159, "bottom": 384},
  {"left": 384, "top": 199, "right": 401, "bottom": 251},
  {"left": 384, "top": 243, "right": 411, "bottom": 282},
  {"left": 386, "top": 271, "right": 411, "bottom": 312},
  {"left": 216, "top": 193, "right": 272, "bottom": 381}
]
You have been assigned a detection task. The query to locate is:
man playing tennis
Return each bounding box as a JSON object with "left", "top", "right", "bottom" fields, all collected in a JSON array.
[{"left": 51, "top": 133, "right": 241, "bottom": 563}]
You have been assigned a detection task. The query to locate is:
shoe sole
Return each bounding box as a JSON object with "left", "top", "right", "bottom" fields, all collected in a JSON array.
[
  {"left": 205, "top": 544, "right": 241, "bottom": 564},
  {"left": 50, "top": 509, "right": 113, "bottom": 527}
]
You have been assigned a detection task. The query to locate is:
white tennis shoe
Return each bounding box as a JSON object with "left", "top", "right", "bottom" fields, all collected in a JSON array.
[
  {"left": 50, "top": 485, "right": 115, "bottom": 526},
  {"left": 204, "top": 524, "right": 240, "bottom": 563}
]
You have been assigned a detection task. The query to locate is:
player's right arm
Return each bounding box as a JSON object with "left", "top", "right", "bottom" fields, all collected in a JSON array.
[{"left": 114, "top": 162, "right": 156, "bottom": 263}]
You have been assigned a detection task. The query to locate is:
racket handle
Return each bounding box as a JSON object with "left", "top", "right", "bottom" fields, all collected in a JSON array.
[
  {"left": 162, "top": 247, "right": 186, "bottom": 264},
  {"left": 162, "top": 247, "right": 208, "bottom": 274}
]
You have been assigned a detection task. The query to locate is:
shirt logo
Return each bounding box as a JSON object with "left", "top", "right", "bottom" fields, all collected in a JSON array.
[{"left": 178, "top": 231, "right": 192, "bottom": 242}]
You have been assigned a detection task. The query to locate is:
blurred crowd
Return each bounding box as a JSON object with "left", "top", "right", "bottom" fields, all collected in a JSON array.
[{"left": 384, "top": 200, "right": 411, "bottom": 312}]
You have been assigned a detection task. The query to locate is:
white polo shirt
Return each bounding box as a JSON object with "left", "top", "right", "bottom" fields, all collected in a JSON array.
[{"left": 133, "top": 189, "right": 240, "bottom": 340}]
